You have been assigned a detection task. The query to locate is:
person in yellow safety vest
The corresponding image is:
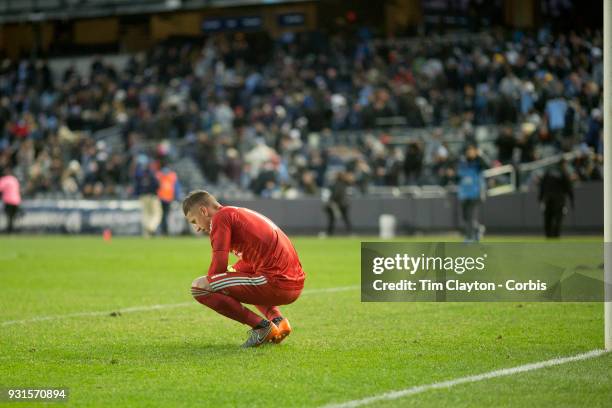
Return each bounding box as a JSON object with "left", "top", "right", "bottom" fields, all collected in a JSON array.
[{"left": 156, "top": 165, "right": 182, "bottom": 236}]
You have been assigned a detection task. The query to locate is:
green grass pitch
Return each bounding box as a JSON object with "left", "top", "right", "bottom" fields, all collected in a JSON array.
[{"left": 1, "top": 235, "right": 610, "bottom": 407}]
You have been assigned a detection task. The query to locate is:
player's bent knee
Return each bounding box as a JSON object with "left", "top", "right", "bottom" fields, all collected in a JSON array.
[
  {"left": 191, "top": 276, "right": 213, "bottom": 298},
  {"left": 192, "top": 276, "right": 211, "bottom": 289}
]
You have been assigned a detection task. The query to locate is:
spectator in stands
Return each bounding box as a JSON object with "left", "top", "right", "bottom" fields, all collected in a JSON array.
[
  {"left": 223, "top": 148, "right": 243, "bottom": 185},
  {"left": 431, "top": 142, "right": 456, "bottom": 186},
  {"left": 545, "top": 86, "right": 568, "bottom": 137},
  {"left": 196, "top": 132, "right": 221, "bottom": 184},
  {"left": 539, "top": 160, "right": 574, "bottom": 238},
  {"left": 0, "top": 167, "right": 22, "bottom": 233},
  {"left": 573, "top": 146, "right": 603, "bottom": 182},
  {"left": 351, "top": 157, "right": 372, "bottom": 194},
  {"left": 457, "top": 144, "right": 488, "bottom": 242},
  {"left": 403, "top": 141, "right": 423, "bottom": 185},
  {"left": 517, "top": 123, "right": 537, "bottom": 163},
  {"left": 584, "top": 108, "right": 603, "bottom": 153},
  {"left": 495, "top": 126, "right": 517, "bottom": 165},
  {"left": 61, "top": 160, "right": 83, "bottom": 195},
  {"left": 300, "top": 171, "right": 319, "bottom": 196},
  {"left": 156, "top": 161, "right": 181, "bottom": 236},
  {"left": 0, "top": 28, "right": 604, "bottom": 200},
  {"left": 384, "top": 147, "right": 404, "bottom": 186}
]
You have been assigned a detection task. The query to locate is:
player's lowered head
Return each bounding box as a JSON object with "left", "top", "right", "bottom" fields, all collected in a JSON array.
[{"left": 182, "top": 190, "right": 222, "bottom": 234}]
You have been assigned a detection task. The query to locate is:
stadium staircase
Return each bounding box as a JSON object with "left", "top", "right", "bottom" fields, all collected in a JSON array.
[{"left": 173, "top": 157, "right": 207, "bottom": 194}]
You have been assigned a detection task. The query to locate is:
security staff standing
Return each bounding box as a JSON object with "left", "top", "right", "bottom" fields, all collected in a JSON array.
[
  {"left": 539, "top": 160, "right": 574, "bottom": 238},
  {"left": 324, "top": 171, "right": 353, "bottom": 236},
  {"left": 156, "top": 163, "right": 182, "bottom": 236}
]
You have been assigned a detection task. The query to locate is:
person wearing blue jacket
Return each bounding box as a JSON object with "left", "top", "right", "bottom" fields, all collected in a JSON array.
[{"left": 457, "top": 144, "right": 488, "bottom": 242}]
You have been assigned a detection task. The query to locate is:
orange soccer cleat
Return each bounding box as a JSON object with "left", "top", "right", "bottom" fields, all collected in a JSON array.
[
  {"left": 271, "top": 317, "right": 292, "bottom": 344},
  {"left": 242, "top": 321, "right": 280, "bottom": 348}
]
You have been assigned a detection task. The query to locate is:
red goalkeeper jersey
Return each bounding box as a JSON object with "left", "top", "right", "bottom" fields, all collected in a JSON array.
[{"left": 207, "top": 206, "right": 305, "bottom": 289}]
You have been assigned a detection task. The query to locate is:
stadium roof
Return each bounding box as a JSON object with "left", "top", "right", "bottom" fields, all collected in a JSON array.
[{"left": 0, "top": 0, "right": 310, "bottom": 24}]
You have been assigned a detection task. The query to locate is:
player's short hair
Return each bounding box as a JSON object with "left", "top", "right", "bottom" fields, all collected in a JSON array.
[{"left": 182, "top": 190, "right": 219, "bottom": 215}]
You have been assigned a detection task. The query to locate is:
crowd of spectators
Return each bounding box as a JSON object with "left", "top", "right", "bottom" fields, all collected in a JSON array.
[{"left": 0, "top": 26, "right": 604, "bottom": 199}]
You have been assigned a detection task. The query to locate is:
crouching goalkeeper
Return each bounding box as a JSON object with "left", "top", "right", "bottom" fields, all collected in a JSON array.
[{"left": 183, "top": 190, "right": 306, "bottom": 348}]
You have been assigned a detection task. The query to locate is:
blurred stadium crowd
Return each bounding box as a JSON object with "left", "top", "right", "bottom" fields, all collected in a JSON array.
[{"left": 0, "top": 27, "right": 604, "bottom": 199}]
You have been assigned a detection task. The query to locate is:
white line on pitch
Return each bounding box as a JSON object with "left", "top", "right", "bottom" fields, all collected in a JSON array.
[
  {"left": 320, "top": 349, "right": 609, "bottom": 408},
  {"left": 0, "top": 285, "right": 359, "bottom": 327}
]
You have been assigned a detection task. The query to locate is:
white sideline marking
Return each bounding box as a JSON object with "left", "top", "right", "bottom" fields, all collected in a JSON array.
[
  {"left": 1, "top": 285, "right": 359, "bottom": 327},
  {"left": 321, "top": 349, "right": 609, "bottom": 408}
]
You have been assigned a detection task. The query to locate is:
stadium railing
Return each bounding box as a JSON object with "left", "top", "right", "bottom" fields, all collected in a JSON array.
[
  {"left": 483, "top": 164, "right": 516, "bottom": 197},
  {"left": 517, "top": 148, "right": 594, "bottom": 191},
  {"left": 39, "top": 123, "right": 589, "bottom": 201}
]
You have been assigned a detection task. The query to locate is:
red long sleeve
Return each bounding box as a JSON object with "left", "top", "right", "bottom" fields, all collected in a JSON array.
[
  {"left": 208, "top": 250, "right": 229, "bottom": 276},
  {"left": 208, "top": 209, "right": 232, "bottom": 276}
]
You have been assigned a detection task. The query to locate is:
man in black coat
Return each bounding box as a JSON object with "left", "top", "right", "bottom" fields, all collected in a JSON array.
[
  {"left": 324, "top": 172, "right": 353, "bottom": 236},
  {"left": 539, "top": 161, "right": 574, "bottom": 238}
]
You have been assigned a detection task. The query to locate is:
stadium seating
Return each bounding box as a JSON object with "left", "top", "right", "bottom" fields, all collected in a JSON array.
[{"left": 0, "top": 29, "right": 603, "bottom": 200}]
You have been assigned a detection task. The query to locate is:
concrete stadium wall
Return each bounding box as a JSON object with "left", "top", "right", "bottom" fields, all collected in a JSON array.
[
  {"left": 226, "top": 182, "right": 603, "bottom": 235},
  {"left": 2, "top": 182, "right": 602, "bottom": 235},
  {"left": 480, "top": 181, "right": 602, "bottom": 234}
]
